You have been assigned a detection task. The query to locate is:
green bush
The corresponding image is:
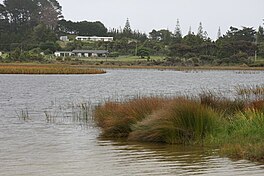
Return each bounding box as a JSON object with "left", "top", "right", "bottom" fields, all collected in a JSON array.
[{"left": 108, "top": 52, "right": 119, "bottom": 57}]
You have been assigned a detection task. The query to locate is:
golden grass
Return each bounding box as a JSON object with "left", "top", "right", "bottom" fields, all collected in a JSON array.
[
  {"left": 94, "top": 97, "right": 167, "bottom": 138},
  {"left": 0, "top": 64, "right": 106, "bottom": 74}
]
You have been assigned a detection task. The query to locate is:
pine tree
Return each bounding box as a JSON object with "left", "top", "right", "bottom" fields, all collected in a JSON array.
[
  {"left": 257, "top": 26, "right": 264, "bottom": 43},
  {"left": 123, "top": 18, "right": 132, "bottom": 35},
  {"left": 203, "top": 31, "right": 208, "bottom": 40},
  {"left": 217, "top": 27, "right": 222, "bottom": 39},
  {"left": 197, "top": 22, "right": 204, "bottom": 38},
  {"left": 188, "top": 26, "right": 192, "bottom": 35},
  {"left": 174, "top": 19, "right": 182, "bottom": 39}
]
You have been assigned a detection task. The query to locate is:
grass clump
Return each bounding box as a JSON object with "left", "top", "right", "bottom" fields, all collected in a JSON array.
[
  {"left": 16, "top": 108, "right": 30, "bottom": 121},
  {"left": 199, "top": 91, "right": 245, "bottom": 116},
  {"left": 218, "top": 109, "right": 264, "bottom": 162},
  {"left": 129, "top": 98, "right": 220, "bottom": 144},
  {"left": 94, "top": 97, "right": 167, "bottom": 138}
]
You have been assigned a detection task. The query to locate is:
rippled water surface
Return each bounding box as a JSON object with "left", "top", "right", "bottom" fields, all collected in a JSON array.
[{"left": 1, "top": 69, "right": 264, "bottom": 176}]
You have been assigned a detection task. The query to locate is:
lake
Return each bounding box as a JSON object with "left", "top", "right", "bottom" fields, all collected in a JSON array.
[{"left": 1, "top": 69, "right": 264, "bottom": 175}]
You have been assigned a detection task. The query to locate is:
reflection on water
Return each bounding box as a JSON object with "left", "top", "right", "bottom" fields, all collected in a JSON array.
[{"left": 1, "top": 69, "right": 264, "bottom": 175}]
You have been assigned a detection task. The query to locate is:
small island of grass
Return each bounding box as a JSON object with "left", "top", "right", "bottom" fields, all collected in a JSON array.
[
  {"left": 0, "top": 64, "right": 106, "bottom": 74},
  {"left": 93, "top": 86, "right": 264, "bottom": 162}
]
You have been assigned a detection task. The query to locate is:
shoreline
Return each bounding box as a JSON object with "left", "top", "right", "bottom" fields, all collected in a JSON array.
[{"left": 1, "top": 62, "right": 264, "bottom": 71}]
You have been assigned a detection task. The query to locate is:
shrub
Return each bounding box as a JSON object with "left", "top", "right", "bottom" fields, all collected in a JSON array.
[{"left": 108, "top": 52, "right": 119, "bottom": 57}]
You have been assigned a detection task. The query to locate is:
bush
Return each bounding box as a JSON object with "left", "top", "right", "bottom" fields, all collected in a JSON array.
[{"left": 108, "top": 52, "right": 119, "bottom": 57}]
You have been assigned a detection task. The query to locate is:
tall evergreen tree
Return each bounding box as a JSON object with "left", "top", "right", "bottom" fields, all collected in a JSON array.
[
  {"left": 123, "top": 18, "right": 132, "bottom": 36},
  {"left": 257, "top": 26, "right": 264, "bottom": 43},
  {"left": 217, "top": 27, "right": 222, "bottom": 39},
  {"left": 174, "top": 19, "right": 182, "bottom": 39},
  {"left": 197, "top": 22, "right": 204, "bottom": 38},
  {"left": 188, "top": 26, "right": 192, "bottom": 35},
  {"left": 39, "top": 0, "right": 63, "bottom": 30}
]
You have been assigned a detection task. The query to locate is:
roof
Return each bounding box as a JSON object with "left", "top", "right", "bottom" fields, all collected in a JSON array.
[
  {"left": 55, "top": 51, "right": 72, "bottom": 53},
  {"left": 72, "top": 50, "right": 109, "bottom": 54},
  {"left": 76, "top": 36, "right": 113, "bottom": 38}
]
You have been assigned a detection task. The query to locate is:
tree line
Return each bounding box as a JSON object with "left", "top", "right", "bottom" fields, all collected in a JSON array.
[{"left": 0, "top": 0, "right": 264, "bottom": 65}]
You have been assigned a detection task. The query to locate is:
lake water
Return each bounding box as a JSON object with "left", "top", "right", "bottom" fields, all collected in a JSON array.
[{"left": 1, "top": 69, "right": 264, "bottom": 176}]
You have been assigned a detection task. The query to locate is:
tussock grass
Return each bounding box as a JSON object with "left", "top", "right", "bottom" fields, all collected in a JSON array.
[
  {"left": 0, "top": 64, "right": 106, "bottom": 74},
  {"left": 93, "top": 90, "right": 264, "bottom": 162},
  {"left": 129, "top": 98, "right": 219, "bottom": 144},
  {"left": 94, "top": 97, "right": 167, "bottom": 137},
  {"left": 199, "top": 91, "right": 244, "bottom": 116}
]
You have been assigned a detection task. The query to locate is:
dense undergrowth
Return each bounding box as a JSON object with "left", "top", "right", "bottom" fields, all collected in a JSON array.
[{"left": 94, "top": 85, "right": 264, "bottom": 162}]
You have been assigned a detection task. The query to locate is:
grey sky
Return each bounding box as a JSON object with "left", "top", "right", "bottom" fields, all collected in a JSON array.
[
  {"left": 57, "top": 0, "right": 263, "bottom": 39},
  {"left": 0, "top": 0, "right": 263, "bottom": 39}
]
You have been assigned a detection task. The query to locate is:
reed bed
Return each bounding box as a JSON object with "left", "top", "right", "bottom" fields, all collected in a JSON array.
[
  {"left": 93, "top": 91, "right": 264, "bottom": 162},
  {"left": 236, "top": 85, "right": 264, "bottom": 100},
  {"left": 0, "top": 64, "right": 106, "bottom": 74}
]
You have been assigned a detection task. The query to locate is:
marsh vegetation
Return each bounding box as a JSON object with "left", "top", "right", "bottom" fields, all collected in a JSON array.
[
  {"left": 0, "top": 64, "right": 106, "bottom": 74},
  {"left": 94, "top": 85, "right": 264, "bottom": 162}
]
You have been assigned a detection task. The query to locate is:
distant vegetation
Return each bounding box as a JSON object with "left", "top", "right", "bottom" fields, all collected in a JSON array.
[
  {"left": 94, "top": 86, "right": 264, "bottom": 162},
  {"left": 0, "top": 1, "right": 264, "bottom": 66}
]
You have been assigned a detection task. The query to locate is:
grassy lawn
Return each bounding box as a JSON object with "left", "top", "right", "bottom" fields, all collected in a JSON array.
[{"left": 77, "top": 55, "right": 166, "bottom": 62}]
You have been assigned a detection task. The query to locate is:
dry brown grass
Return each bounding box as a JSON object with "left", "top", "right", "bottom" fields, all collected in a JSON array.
[
  {"left": 94, "top": 97, "right": 167, "bottom": 138},
  {"left": 0, "top": 64, "right": 106, "bottom": 74}
]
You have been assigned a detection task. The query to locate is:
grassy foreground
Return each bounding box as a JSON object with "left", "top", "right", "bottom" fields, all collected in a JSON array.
[
  {"left": 94, "top": 86, "right": 264, "bottom": 162},
  {"left": 0, "top": 64, "right": 106, "bottom": 74}
]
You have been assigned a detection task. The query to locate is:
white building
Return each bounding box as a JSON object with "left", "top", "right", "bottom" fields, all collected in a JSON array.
[
  {"left": 54, "top": 50, "right": 109, "bottom": 57},
  {"left": 72, "top": 50, "right": 109, "bottom": 57},
  {"left": 59, "top": 36, "right": 69, "bottom": 41},
  {"left": 54, "top": 51, "right": 73, "bottom": 57},
  {"left": 75, "top": 36, "right": 113, "bottom": 42}
]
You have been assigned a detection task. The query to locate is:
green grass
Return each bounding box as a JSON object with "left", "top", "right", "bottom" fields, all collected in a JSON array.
[{"left": 77, "top": 55, "right": 165, "bottom": 62}]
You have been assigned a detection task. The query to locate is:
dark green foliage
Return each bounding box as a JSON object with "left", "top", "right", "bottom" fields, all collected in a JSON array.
[
  {"left": 137, "top": 47, "right": 150, "bottom": 58},
  {"left": 58, "top": 20, "right": 107, "bottom": 36},
  {"left": 8, "top": 48, "right": 44, "bottom": 61},
  {"left": 39, "top": 41, "right": 60, "bottom": 53},
  {"left": 108, "top": 52, "right": 120, "bottom": 57}
]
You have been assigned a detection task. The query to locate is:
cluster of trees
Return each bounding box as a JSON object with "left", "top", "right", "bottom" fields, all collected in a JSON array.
[
  {"left": 0, "top": 0, "right": 263, "bottom": 65},
  {"left": 58, "top": 20, "right": 107, "bottom": 36},
  {"left": 104, "top": 19, "right": 264, "bottom": 65},
  {"left": 0, "top": 0, "right": 62, "bottom": 53}
]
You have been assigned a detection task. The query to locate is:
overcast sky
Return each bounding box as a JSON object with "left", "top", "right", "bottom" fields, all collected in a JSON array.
[
  {"left": 57, "top": 0, "right": 263, "bottom": 39},
  {"left": 1, "top": 0, "right": 263, "bottom": 39}
]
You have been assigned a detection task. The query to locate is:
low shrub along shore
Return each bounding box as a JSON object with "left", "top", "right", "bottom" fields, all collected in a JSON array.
[
  {"left": 0, "top": 64, "right": 106, "bottom": 74},
  {"left": 94, "top": 86, "right": 264, "bottom": 162}
]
